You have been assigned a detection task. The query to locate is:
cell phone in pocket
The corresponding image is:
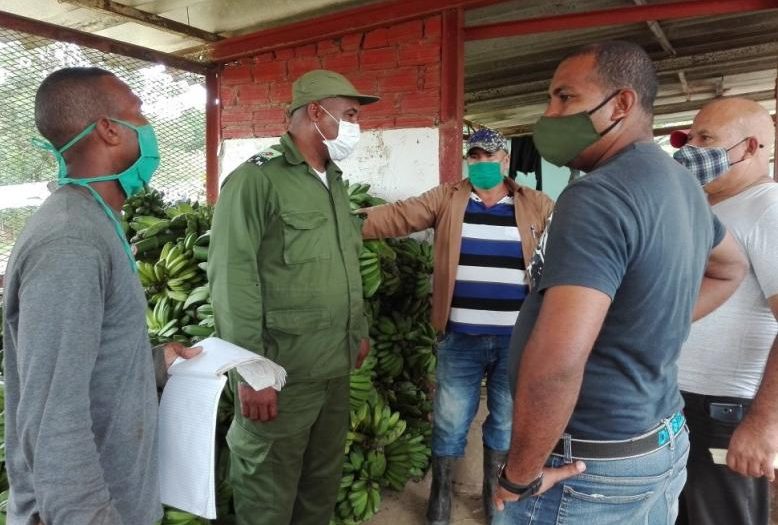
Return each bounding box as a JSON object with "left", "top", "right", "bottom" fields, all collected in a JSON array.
[{"left": 708, "top": 402, "right": 744, "bottom": 424}]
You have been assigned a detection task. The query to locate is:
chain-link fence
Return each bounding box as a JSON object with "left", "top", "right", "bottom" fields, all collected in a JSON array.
[{"left": 0, "top": 26, "right": 206, "bottom": 276}]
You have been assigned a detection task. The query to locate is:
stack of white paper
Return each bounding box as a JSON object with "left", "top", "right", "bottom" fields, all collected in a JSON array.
[{"left": 158, "top": 337, "right": 286, "bottom": 519}]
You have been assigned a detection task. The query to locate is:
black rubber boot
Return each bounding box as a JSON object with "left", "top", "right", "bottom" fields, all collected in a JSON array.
[
  {"left": 483, "top": 447, "right": 508, "bottom": 523},
  {"left": 426, "top": 456, "right": 456, "bottom": 525}
]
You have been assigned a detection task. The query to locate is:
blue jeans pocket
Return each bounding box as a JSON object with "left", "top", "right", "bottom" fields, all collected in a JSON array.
[{"left": 556, "top": 472, "right": 667, "bottom": 525}]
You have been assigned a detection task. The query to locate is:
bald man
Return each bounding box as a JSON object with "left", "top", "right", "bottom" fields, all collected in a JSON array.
[{"left": 674, "top": 98, "right": 778, "bottom": 525}]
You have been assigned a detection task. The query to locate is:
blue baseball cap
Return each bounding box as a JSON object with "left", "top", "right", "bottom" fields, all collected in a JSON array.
[{"left": 467, "top": 128, "right": 508, "bottom": 154}]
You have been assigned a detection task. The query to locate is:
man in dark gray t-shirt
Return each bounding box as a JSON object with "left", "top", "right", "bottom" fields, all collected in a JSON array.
[
  {"left": 492, "top": 41, "right": 748, "bottom": 525},
  {"left": 509, "top": 141, "right": 725, "bottom": 440},
  {"left": 3, "top": 68, "right": 199, "bottom": 525}
]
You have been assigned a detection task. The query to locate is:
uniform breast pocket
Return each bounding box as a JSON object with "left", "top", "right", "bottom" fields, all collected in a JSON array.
[{"left": 280, "top": 210, "right": 330, "bottom": 264}]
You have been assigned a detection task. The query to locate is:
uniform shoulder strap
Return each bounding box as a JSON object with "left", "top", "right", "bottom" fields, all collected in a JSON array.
[{"left": 247, "top": 146, "right": 283, "bottom": 167}]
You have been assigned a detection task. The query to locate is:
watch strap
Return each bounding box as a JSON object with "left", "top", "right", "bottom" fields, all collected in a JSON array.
[{"left": 497, "top": 465, "right": 543, "bottom": 498}]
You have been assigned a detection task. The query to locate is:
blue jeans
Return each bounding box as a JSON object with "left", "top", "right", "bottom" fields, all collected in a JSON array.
[
  {"left": 431, "top": 332, "right": 513, "bottom": 456},
  {"left": 492, "top": 425, "right": 689, "bottom": 525}
]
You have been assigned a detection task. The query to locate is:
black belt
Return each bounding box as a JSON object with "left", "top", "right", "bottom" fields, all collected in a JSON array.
[{"left": 552, "top": 412, "right": 686, "bottom": 460}]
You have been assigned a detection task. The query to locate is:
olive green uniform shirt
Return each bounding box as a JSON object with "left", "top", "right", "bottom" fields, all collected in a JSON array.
[{"left": 208, "top": 133, "right": 368, "bottom": 383}]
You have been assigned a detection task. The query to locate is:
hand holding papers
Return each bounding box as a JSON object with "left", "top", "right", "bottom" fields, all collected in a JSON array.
[{"left": 158, "top": 337, "right": 286, "bottom": 518}]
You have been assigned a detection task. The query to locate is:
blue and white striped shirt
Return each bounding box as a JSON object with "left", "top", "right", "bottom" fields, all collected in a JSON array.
[{"left": 448, "top": 193, "right": 528, "bottom": 336}]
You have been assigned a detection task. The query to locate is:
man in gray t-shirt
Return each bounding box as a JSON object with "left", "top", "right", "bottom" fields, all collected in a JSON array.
[
  {"left": 2, "top": 67, "right": 198, "bottom": 524},
  {"left": 492, "top": 41, "right": 747, "bottom": 525}
]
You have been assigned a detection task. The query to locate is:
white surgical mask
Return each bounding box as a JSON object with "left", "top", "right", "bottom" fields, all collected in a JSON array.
[{"left": 314, "top": 106, "right": 360, "bottom": 161}]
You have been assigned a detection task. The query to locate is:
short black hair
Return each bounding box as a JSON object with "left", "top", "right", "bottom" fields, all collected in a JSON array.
[
  {"left": 564, "top": 41, "right": 658, "bottom": 114},
  {"left": 35, "top": 67, "right": 119, "bottom": 148}
]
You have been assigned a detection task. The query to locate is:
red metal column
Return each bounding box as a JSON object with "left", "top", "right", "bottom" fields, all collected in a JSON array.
[
  {"left": 464, "top": 0, "right": 778, "bottom": 40},
  {"left": 439, "top": 8, "right": 465, "bottom": 184},
  {"left": 205, "top": 68, "right": 222, "bottom": 204}
]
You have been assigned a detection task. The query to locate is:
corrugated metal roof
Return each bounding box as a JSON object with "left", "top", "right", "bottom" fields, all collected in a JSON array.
[
  {"left": 0, "top": 0, "right": 376, "bottom": 54},
  {"left": 464, "top": 0, "right": 778, "bottom": 135},
  {"left": 0, "top": 0, "right": 775, "bottom": 134}
]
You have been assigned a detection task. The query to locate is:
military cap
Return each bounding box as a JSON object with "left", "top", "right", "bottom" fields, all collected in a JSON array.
[{"left": 289, "top": 69, "right": 379, "bottom": 113}]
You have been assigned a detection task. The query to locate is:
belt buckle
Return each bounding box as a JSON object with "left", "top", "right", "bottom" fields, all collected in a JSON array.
[{"left": 657, "top": 412, "right": 685, "bottom": 446}]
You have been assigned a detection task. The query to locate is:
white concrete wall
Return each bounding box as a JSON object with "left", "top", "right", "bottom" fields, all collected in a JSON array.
[
  {"left": 220, "top": 128, "right": 441, "bottom": 201},
  {"left": 0, "top": 181, "right": 52, "bottom": 210}
]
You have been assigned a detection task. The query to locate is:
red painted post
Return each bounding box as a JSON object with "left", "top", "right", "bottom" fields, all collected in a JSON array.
[
  {"left": 439, "top": 8, "right": 464, "bottom": 184},
  {"left": 205, "top": 68, "right": 221, "bottom": 204}
]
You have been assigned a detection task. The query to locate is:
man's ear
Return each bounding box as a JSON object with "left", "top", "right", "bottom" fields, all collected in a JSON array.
[
  {"left": 611, "top": 90, "right": 637, "bottom": 121},
  {"left": 92, "top": 117, "right": 122, "bottom": 146},
  {"left": 306, "top": 102, "right": 321, "bottom": 123},
  {"left": 744, "top": 136, "right": 763, "bottom": 157}
]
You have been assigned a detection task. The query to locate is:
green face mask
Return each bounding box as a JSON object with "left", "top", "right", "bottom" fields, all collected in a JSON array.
[
  {"left": 32, "top": 119, "right": 161, "bottom": 272},
  {"left": 468, "top": 161, "right": 504, "bottom": 190},
  {"left": 532, "top": 91, "right": 621, "bottom": 167}
]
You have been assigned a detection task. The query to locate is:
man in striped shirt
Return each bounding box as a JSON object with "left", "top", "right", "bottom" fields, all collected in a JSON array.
[{"left": 361, "top": 128, "right": 554, "bottom": 525}]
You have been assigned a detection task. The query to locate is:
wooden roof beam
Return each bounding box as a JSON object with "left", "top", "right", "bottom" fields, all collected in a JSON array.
[
  {"left": 59, "top": 0, "right": 223, "bottom": 42},
  {"left": 632, "top": 0, "right": 693, "bottom": 100},
  {"left": 655, "top": 89, "right": 776, "bottom": 115}
]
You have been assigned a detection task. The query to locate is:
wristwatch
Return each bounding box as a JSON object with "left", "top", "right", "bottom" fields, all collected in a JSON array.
[{"left": 497, "top": 464, "right": 543, "bottom": 499}]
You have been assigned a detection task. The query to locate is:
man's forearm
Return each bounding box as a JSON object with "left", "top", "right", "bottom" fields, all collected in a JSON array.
[
  {"left": 745, "top": 335, "right": 778, "bottom": 426},
  {"left": 506, "top": 355, "right": 585, "bottom": 483},
  {"left": 693, "top": 275, "right": 742, "bottom": 320},
  {"left": 693, "top": 230, "right": 748, "bottom": 320},
  {"left": 504, "top": 286, "right": 610, "bottom": 483}
]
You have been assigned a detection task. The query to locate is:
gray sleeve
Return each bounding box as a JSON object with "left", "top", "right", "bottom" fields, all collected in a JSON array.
[
  {"left": 711, "top": 212, "right": 726, "bottom": 248},
  {"left": 14, "top": 240, "right": 123, "bottom": 525},
  {"left": 539, "top": 180, "right": 632, "bottom": 299}
]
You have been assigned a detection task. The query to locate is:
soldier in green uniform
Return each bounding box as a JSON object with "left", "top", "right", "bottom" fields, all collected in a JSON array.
[{"left": 208, "top": 70, "right": 379, "bottom": 525}]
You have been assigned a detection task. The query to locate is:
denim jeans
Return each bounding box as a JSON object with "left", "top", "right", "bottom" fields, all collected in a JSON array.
[
  {"left": 431, "top": 332, "right": 513, "bottom": 456},
  {"left": 492, "top": 424, "right": 689, "bottom": 525}
]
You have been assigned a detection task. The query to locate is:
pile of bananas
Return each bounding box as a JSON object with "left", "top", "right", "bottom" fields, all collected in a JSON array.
[
  {"left": 126, "top": 191, "right": 215, "bottom": 349},
  {"left": 124, "top": 190, "right": 212, "bottom": 260},
  {"left": 346, "top": 182, "right": 387, "bottom": 212},
  {"left": 123, "top": 187, "right": 166, "bottom": 225},
  {"left": 161, "top": 507, "right": 209, "bottom": 525},
  {"left": 390, "top": 238, "right": 434, "bottom": 301},
  {"left": 331, "top": 183, "right": 436, "bottom": 525},
  {"left": 371, "top": 312, "right": 437, "bottom": 385},
  {"left": 137, "top": 235, "right": 206, "bottom": 303}
]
